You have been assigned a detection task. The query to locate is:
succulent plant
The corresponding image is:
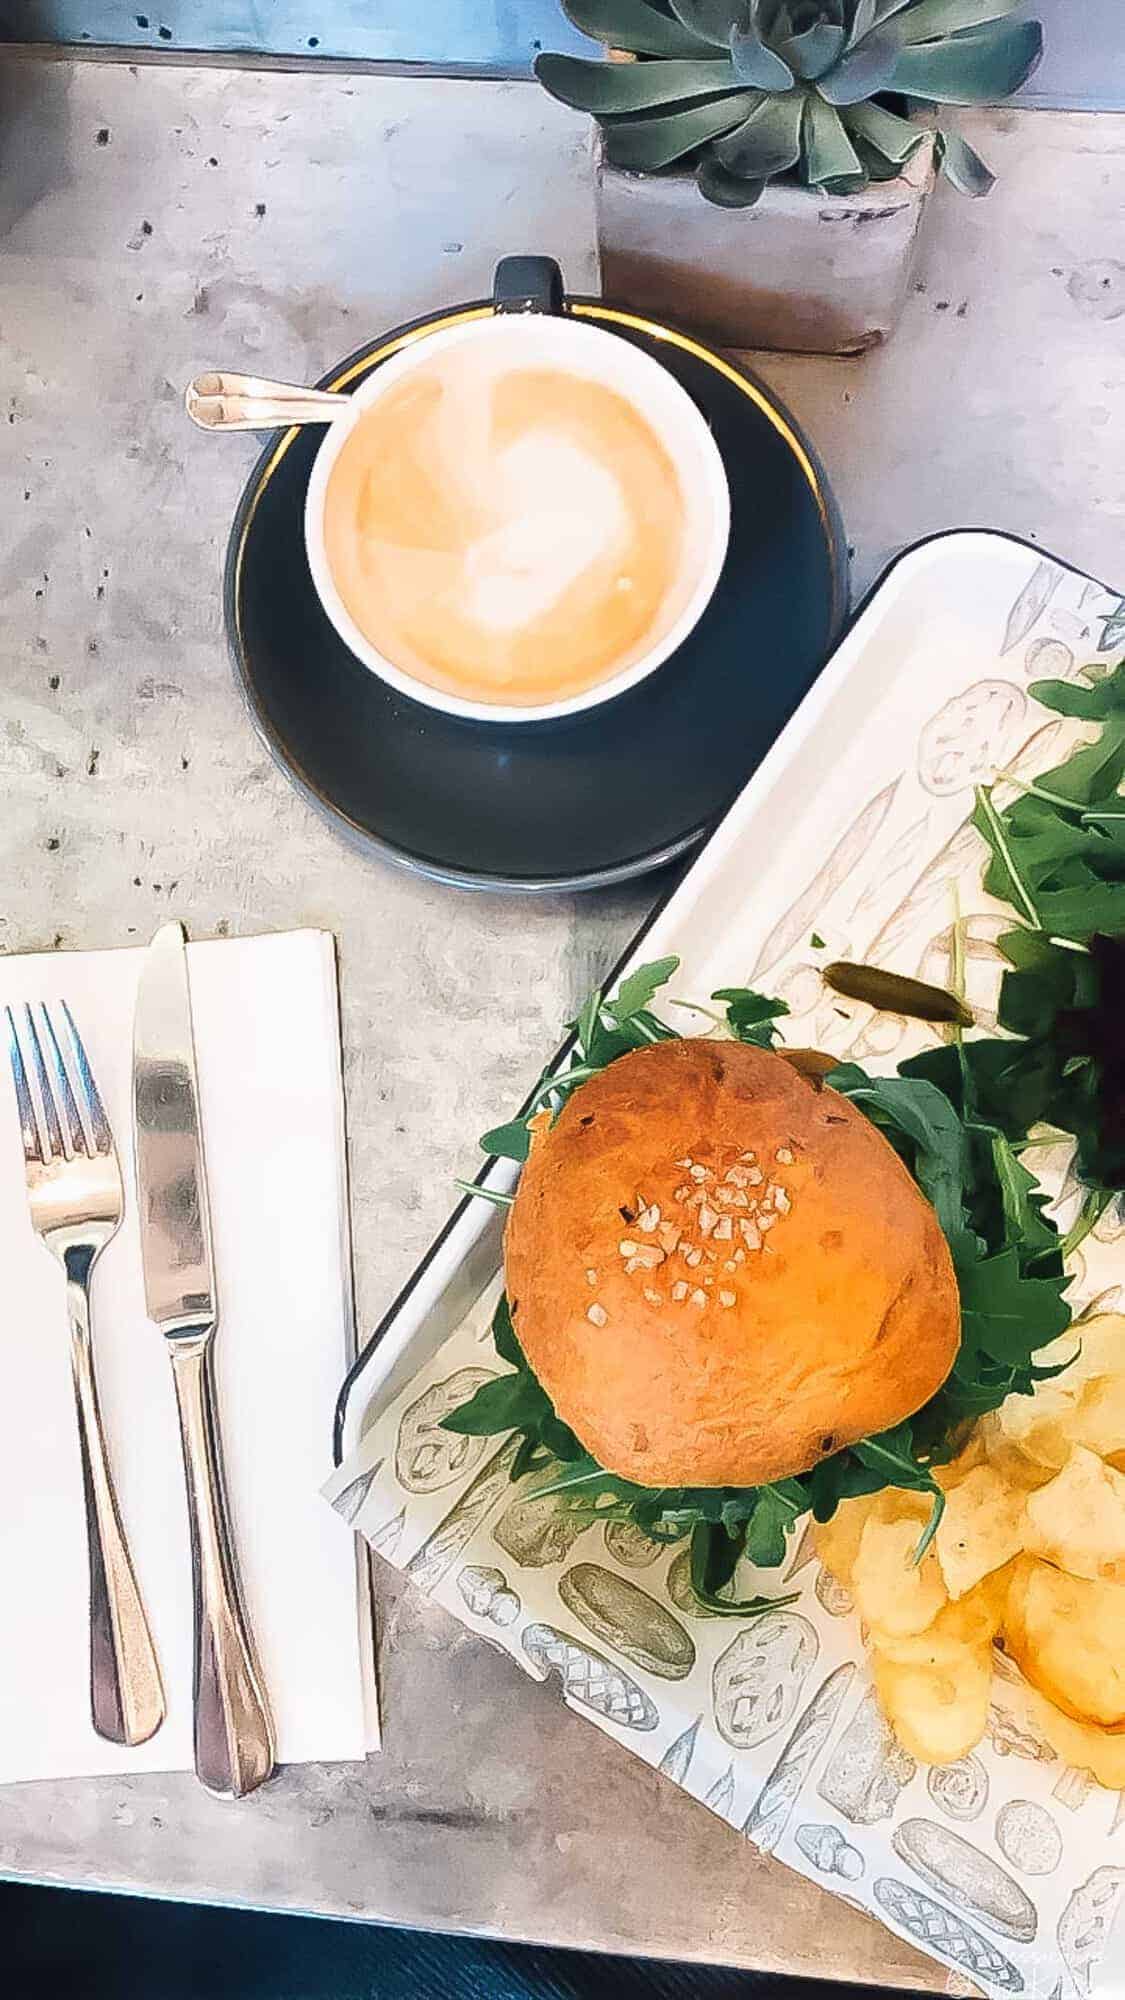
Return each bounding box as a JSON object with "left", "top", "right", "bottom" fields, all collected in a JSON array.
[{"left": 536, "top": 0, "right": 1043, "bottom": 206}]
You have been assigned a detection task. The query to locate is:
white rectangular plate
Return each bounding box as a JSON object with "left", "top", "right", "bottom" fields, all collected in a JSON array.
[{"left": 331, "top": 530, "right": 1125, "bottom": 1998}]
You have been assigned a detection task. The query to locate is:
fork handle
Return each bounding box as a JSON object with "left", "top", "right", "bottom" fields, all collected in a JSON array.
[
  {"left": 170, "top": 1338, "right": 275, "bottom": 1798},
  {"left": 67, "top": 1279, "right": 166, "bottom": 1746}
]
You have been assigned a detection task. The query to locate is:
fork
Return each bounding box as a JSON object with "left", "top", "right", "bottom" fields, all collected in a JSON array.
[{"left": 6, "top": 1001, "right": 165, "bottom": 1745}]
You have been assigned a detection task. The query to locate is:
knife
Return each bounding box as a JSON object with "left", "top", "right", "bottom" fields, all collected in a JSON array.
[{"left": 133, "top": 921, "right": 275, "bottom": 1798}]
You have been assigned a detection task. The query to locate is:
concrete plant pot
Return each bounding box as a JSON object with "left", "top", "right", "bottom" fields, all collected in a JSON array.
[{"left": 594, "top": 134, "right": 937, "bottom": 355}]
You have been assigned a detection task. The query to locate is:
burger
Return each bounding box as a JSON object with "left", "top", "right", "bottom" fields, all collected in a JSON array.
[
  {"left": 507, "top": 1036, "right": 959, "bottom": 1488},
  {"left": 443, "top": 963, "right": 1071, "bottom": 1599}
]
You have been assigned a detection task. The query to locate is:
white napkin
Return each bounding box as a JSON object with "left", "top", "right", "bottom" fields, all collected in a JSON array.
[{"left": 0, "top": 931, "right": 372, "bottom": 1783}]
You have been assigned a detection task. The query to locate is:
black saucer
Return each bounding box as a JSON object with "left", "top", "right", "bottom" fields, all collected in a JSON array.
[{"left": 225, "top": 300, "right": 847, "bottom": 892}]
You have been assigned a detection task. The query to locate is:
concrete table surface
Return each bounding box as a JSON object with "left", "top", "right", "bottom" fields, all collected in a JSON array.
[{"left": 1, "top": 46, "right": 1122, "bottom": 1988}]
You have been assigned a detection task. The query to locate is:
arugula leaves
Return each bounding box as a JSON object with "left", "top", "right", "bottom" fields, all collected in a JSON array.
[
  {"left": 824, "top": 1062, "right": 1069, "bottom": 1467},
  {"left": 443, "top": 960, "right": 1074, "bottom": 1606},
  {"left": 713, "top": 988, "right": 789, "bottom": 1048},
  {"left": 476, "top": 958, "right": 683, "bottom": 1170},
  {"left": 907, "top": 660, "right": 1125, "bottom": 1198}
]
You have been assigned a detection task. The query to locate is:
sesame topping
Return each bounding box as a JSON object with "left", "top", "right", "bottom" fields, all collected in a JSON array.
[
  {"left": 776, "top": 1146, "right": 794, "bottom": 1165},
  {"left": 586, "top": 1268, "right": 598, "bottom": 1286},
  {"left": 719, "top": 1289, "right": 737, "bottom": 1308},
  {"left": 607, "top": 1144, "right": 795, "bottom": 1313},
  {"left": 587, "top": 1302, "right": 608, "bottom": 1327},
  {"left": 622, "top": 1243, "right": 664, "bottom": 1273}
]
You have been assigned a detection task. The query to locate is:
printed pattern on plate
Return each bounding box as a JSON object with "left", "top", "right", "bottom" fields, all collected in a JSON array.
[{"left": 324, "top": 551, "right": 1125, "bottom": 2000}]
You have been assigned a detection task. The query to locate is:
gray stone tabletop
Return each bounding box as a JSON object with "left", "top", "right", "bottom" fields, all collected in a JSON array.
[{"left": 1, "top": 46, "right": 1122, "bottom": 1986}]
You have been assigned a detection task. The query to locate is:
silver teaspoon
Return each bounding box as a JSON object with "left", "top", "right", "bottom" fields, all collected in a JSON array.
[{"left": 185, "top": 372, "right": 352, "bottom": 432}]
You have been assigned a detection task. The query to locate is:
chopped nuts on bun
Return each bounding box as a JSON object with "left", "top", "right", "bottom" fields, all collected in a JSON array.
[{"left": 504, "top": 1038, "right": 959, "bottom": 1488}]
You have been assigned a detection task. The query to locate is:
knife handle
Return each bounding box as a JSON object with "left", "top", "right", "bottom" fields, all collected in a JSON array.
[
  {"left": 170, "top": 1339, "right": 275, "bottom": 1798},
  {"left": 67, "top": 1278, "right": 166, "bottom": 1746}
]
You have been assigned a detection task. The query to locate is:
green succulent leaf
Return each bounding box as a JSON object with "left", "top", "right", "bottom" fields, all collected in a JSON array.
[
  {"left": 603, "top": 91, "right": 755, "bottom": 167},
  {"left": 729, "top": 8, "right": 796, "bottom": 88},
  {"left": 713, "top": 88, "right": 806, "bottom": 175},
  {"left": 803, "top": 91, "right": 863, "bottom": 183},
  {"left": 898, "top": 0, "right": 1023, "bottom": 41},
  {"left": 817, "top": 24, "right": 902, "bottom": 102},
  {"left": 544, "top": 0, "right": 1033, "bottom": 206},
  {"left": 850, "top": 0, "right": 917, "bottom": 39},
  {"left": 561, "top": 0, "right": 717, "bottom": 56},
  {"left": 848, "top": 0, "right": 879, "bottom": 39},
  {"left": 667, "top": 0, "right": 743, "bottom": 44},
  {"left": 889, "top": 17, "right": 1043, "bottom": 102},
  {"left": 780, "top": 20, "right": 847, "bottom": 78},
  {"left": 840, "top": 97, "right": 928, "bottom": 164},
  {"left": 535, "top": 52, "right": 736, "bottom": 112},
  {"left": 819, "top": 167, "right": 871, "bottom": 192},
  {"left": 935, "top": 121, "right": 996, "bottom": 194},
  {"left": 696, "top": 153, "right": 768, "bottom": 203},
  {"left": 850, "top": 136, "right": 909, "bottom": 180}
]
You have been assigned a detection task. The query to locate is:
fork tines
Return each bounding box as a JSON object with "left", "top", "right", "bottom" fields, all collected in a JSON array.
[{"left": 5, "top": 1002, "right": 113, "bottom": 1165}]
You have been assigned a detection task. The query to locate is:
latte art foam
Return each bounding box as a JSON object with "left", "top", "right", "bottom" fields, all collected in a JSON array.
[{"left": 322, "top": 343, "right": 691, "bottom": 708}]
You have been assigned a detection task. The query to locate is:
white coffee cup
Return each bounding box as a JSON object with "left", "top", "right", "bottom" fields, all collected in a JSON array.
[{"left": 304, "top": 272, "right": 730, "bottom": 725}]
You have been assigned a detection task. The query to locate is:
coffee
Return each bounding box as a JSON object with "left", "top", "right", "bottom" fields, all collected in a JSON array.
[{"left": 321, "top": 341, "right": 692, "bottom": 709}]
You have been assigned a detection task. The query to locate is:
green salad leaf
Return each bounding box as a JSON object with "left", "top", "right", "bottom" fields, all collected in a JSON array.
[
  {"left": 444, "top": 956, "right": 1074, "bottom": 1609},
  {"left": 713, "top": 987, "right": 790, "bottom": 1047},
  {"left": 905, "top": 659, "right": 1125, "bottom": 1202}
]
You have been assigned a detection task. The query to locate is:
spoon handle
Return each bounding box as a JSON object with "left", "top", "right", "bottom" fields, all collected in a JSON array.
[{"left": 185, "top": 372, "right": 351, "bottom": 432}]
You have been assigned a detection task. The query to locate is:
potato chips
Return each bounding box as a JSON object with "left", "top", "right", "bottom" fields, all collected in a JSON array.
[
  {"left": 1004, "top": 1556, "right": 1125, "bottom": 1729},
  {"left": 853, "top": 1511, "right": 948, "bottom": 1638},
  {"left": 813, "top": 1312, "right": 1125, "bottom": 1774},
  {"left": 935, "top": 1465, "right": 1026, "bottom": 1600},
  {"left": 1023, "top": 1446, "right": 1125, "bottom": 1584}
]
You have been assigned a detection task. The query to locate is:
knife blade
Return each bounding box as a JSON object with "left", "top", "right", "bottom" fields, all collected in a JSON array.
[
  {"left": 133, "top": 921, "right": 275, "bottom": 1798},
  {"left": 134, "top": 920, "right": 216, "bottom": 1336}
]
